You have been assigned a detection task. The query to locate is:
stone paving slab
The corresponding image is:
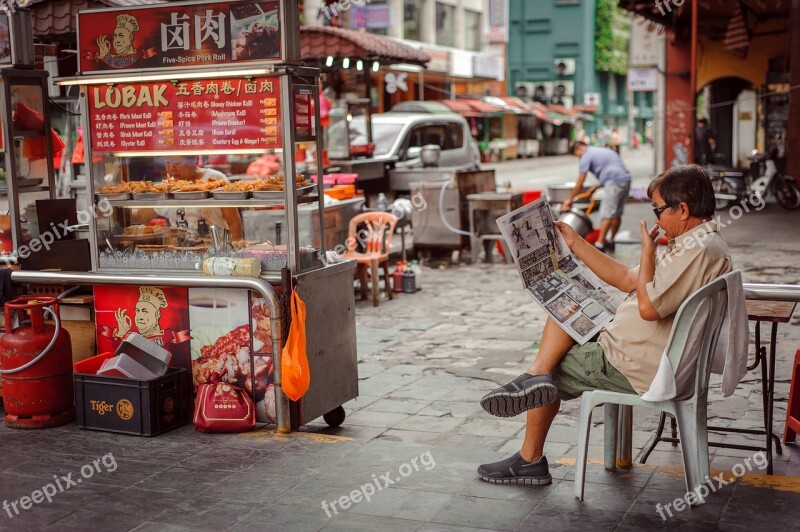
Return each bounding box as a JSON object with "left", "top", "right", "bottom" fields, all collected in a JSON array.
[{"left": 2, "top": 202, "right": 800, "bottom": 530}]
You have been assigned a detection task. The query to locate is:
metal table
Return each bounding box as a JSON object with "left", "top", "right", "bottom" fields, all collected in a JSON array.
[
  {"left": 466, "top": 192, "right": 523, "bottom": 264},
  {"left": 639, "top": 299, "right": 796, "bottom": 474},
  {"left": 618, "top": 283, "right": 800, "bottom": 472}
]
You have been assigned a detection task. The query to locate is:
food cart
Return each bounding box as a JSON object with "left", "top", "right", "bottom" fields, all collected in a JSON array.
[
  {"left": 0, "top": 8, "right": 86, "bottom": 271},
  {"left": 12, "top": 0, "right": 358, "bottom": 433}
]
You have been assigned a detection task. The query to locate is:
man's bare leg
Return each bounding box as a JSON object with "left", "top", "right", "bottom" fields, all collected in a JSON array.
[
  {"left": 478, "top": 317, "right": 574, "bottom": 482},
  {"left": 518, "top": 317, "right": 574, "bottom": 460},
  {"left": 520, "top": 400, "right": 560, "bottom": 462},
  {"left": 480, "top": 316, "right": 575, "bottom": 417},
  {"left": 597, "top": 218, "right": 613, "bottom": 246},
  {"left": 609, "top": 218, "right": 621, "bottom": 242},
  {"left": 527, "top": 316, "right": 577, "bottom": 376}
]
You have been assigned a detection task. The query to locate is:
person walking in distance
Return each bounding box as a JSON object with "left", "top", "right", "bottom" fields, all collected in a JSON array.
[
  {"left": 609, "top": 127, "right": 622, "bottom": 154},
  {"left": 561, "top": 141, "right": 632, "bottom": 253}
]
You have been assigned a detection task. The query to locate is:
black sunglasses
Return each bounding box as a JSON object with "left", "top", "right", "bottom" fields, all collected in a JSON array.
[{"left": 652, "top": 204, "right": 675, "bottom": 218}]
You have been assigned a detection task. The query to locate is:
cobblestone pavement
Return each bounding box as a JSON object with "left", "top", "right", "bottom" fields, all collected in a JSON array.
[{"left": 1, "top": 202, "right": 799, "bottom": 530}]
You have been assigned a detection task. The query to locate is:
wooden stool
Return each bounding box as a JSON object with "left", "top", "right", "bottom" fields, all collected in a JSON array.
[{"left": 784, "top": 348, "right": 800, "bottom": 444}]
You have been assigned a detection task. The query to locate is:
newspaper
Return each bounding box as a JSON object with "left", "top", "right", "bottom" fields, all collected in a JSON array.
[{"left": 496, "top": 197, "right": 620, "bottom": 344}]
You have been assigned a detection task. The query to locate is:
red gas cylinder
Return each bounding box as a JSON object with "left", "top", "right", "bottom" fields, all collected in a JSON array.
[{"left": 0, "top": 297, "right": 73, "bottom": 429}]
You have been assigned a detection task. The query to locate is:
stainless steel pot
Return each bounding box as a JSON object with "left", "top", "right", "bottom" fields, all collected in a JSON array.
[
  {"left": 547, "top": 183, "right": 589, "bottom": 204},
  {"left": 558, "top": 209, "right": 593, "bottom": 238},
  {"left": 420, "top": 145, "right": 441, "bottom": 167}
]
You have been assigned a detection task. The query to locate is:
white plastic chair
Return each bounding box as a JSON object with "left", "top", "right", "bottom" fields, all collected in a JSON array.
[{"left": 574, "top": 272, "right": 731, "bottom": 504}]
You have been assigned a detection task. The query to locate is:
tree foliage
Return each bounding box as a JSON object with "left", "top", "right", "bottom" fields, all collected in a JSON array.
[{"left": 595, "top": 0, "right": 630, "bottom": 75}]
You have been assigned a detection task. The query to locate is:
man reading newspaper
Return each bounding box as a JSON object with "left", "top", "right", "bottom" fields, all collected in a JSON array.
[{"left": 477, "top": 165, "right": 731, "bottom": 485}]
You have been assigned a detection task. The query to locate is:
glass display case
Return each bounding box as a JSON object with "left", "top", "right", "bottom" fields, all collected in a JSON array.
[
  {"left": 83, "top": 71, "right": 327, "bottom": 279},
  {"left": 326, "top": 98, "right": 375, "bottom": 160},
  {"left": 0, "top": 68, "right": 59, "bottom": 265}
]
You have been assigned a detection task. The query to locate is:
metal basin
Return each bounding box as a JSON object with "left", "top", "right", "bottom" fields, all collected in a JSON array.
[
  {"left": 558, "top": 209, "right": 593, "bottom": 237},
  {"left": 547, "top": 183, "right": 590, "bottom": 204}
]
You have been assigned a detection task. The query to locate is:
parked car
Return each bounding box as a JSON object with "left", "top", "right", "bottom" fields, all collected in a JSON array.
[{"left": 327, "top": 112, "right": 481, "bottom": 171}]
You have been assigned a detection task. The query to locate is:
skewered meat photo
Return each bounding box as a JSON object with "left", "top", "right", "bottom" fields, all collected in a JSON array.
[
  {"left": 192, "top": 324, "right": 252, "bottom": 392},
  {"left": 189, "top": 289, "right": 252, "bottom": 392},
  {"left": 231, "top": 8, "right": 280, "bottom": 61}
]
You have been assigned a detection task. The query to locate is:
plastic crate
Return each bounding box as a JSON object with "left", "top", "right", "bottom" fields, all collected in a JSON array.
[{"left": 74, "top": 365, "right": 191, "bottom": 437}]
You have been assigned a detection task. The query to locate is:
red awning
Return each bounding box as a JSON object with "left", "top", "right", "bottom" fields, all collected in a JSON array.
[
  {"left": 300, "top": 27, "right": 430, "bottom": 66},
  {"left": 459, "top": 99, "right": 504, "bottom": 115},
  {"left": 499, "top": 97, "right": 532, "bottom": 113},
  {"left": 439, "top": 100, "right": 481, "bottom": 117},
  {"left": 528, "top": 102, "right": 554, "bottom": 123},
  {"left": 548, "top": 104, "right": 581, "bottom": 119},
  {"left": 29, "top": 0, "right": 165, "bottom": 36}
]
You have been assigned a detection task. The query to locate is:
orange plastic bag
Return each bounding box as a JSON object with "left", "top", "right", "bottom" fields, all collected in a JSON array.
[{"left": 281, "top": 290, "right": 310, "bottom": 401}]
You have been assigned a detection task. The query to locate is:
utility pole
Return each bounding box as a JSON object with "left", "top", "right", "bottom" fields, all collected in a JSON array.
[{"left": 788, "top": 0, "right": 800, "bottom": 183}]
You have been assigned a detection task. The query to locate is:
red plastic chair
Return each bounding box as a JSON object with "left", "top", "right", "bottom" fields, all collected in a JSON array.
[
  {"left": 784, "top": 348, "right": 800, "bottom": 444},
  {"left": 343, "top": 212, "right": 398, "bottom": 307}
]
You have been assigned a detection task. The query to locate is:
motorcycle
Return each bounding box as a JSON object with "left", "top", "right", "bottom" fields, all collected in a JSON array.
[{"left": 711, "top": 150, "right": 800, "bottom": 211}]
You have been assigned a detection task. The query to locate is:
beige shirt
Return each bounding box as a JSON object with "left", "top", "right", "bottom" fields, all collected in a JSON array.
[{"left": 598, "top": 221, "right": 732, "bottom": 394}]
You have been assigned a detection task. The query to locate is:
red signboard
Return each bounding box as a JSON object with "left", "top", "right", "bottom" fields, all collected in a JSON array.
[
  {"left": 87, "top": 77, "right": 282, "bottom": 153},
  {"left": 78, "top": 0, "right": 281, "bottom": 74},
  {"left": 94, "top": 285, "right": 192, "bottom": 372}
]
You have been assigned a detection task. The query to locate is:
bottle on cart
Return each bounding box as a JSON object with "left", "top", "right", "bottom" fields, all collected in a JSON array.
[
  {"left": 200, "top": 257, "right": 262, "bottom": 278},
  {"left": 376, "top": 193, "right": 389, "bottom": 211},
  {"left": 402, "top": 268, "right": 417, "bottom": 293},
  {"left": 408, "top": 260, "right": 422, "bottom": 290},
  {"left": 392, "top": 261, "right": 405, "bottom": 293}
]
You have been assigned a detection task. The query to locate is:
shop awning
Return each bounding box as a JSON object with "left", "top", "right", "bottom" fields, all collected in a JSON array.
[
  {"left": 459, "top": 99, "right": 505, "bottom": 115},
  {"left": 528, "top": 102, "right": 555, "bottom": 124},
  {"left": 439, "top": 100, "right": 481, "bottom": 117},
  {"left": 390, "top": 101, "right": 456, "bottom": 114},
  {"left": 29, "top": 0, "right": 165, "bottom": 37},
  {"left": 300, "top": 27, "right": 430, "bottom": 66},
  {"left": 497, "top": 97, "right": 533, "bottom": 114},
  {"left": 618, "top": 0, "right": 790, "bottom": 35}
]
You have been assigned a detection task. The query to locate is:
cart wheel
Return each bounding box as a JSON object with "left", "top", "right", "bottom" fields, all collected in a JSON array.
[
  {"left": 416, "top": 249, "right": 432, "bottom": 265},
  {"left": 323, "top": 406, "right": 346, "bottom": 427},
  {"left": 450, "top": 250, "right": 461, "bottom": 264}
]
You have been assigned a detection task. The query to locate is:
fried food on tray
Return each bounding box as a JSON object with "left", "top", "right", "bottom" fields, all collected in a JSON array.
[
  {"left": 217, "top": 174, "right": 309, "bottom": 192},
  {"left": 124, "top": 225, "right": 162, "bottom": 236},
  {"left": 99, "top": 178, "right": 231, "bottom": 194},
  {"left": 165, "top": 179, "right": 227, "bottom": 192},
  {"left": 97, "top": 183, "right": 129, "bottom": 194}
]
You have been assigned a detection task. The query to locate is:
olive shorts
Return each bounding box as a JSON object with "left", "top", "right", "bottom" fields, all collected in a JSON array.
[{"left": 553, "top": 342, "right": 636, "bottom": 401}]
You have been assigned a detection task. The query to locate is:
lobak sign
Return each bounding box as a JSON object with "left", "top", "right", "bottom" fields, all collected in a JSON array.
[
  {"left": 87, "top": 77, "right": 282, "bottom": 152},
  {"left": 78, "top": 0, "right": 282, "bottom": 74}
]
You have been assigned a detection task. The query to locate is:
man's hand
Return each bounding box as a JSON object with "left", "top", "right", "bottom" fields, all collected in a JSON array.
[
  {"left": 97, "top": 36, "right": 110, "bottom": 60},
  {"left": 554, "top": 220, "right": 580, "bottom": 249},
  {"left": 560, "top": 199, "right": 573, "bottom": 213},
  {"left": 640, "top": 221, "right": 661, "bottom": 256}
]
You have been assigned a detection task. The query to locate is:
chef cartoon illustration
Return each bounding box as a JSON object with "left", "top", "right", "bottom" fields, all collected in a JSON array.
[
  {"left": 96, "top": 14, "right": 141, "bottom": 69},
  {"left": 115, "top": 286, "right": 168, "bottom": 340}
]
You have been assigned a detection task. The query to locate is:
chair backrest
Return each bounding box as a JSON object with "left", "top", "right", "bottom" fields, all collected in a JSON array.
[
  {"left": 346, "top": 211, "right": 398, "bottom": 256},
  {"left": 663, "top": 272, "right": 731, "bottom": 401}
]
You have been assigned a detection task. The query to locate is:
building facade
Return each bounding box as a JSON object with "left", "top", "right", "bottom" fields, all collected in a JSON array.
[
  {"left": 303, "top": 0, "right": 506, "bottom": 111},
  {"left": 507, "top": 0, "right": 650, "bottom": 140}
]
